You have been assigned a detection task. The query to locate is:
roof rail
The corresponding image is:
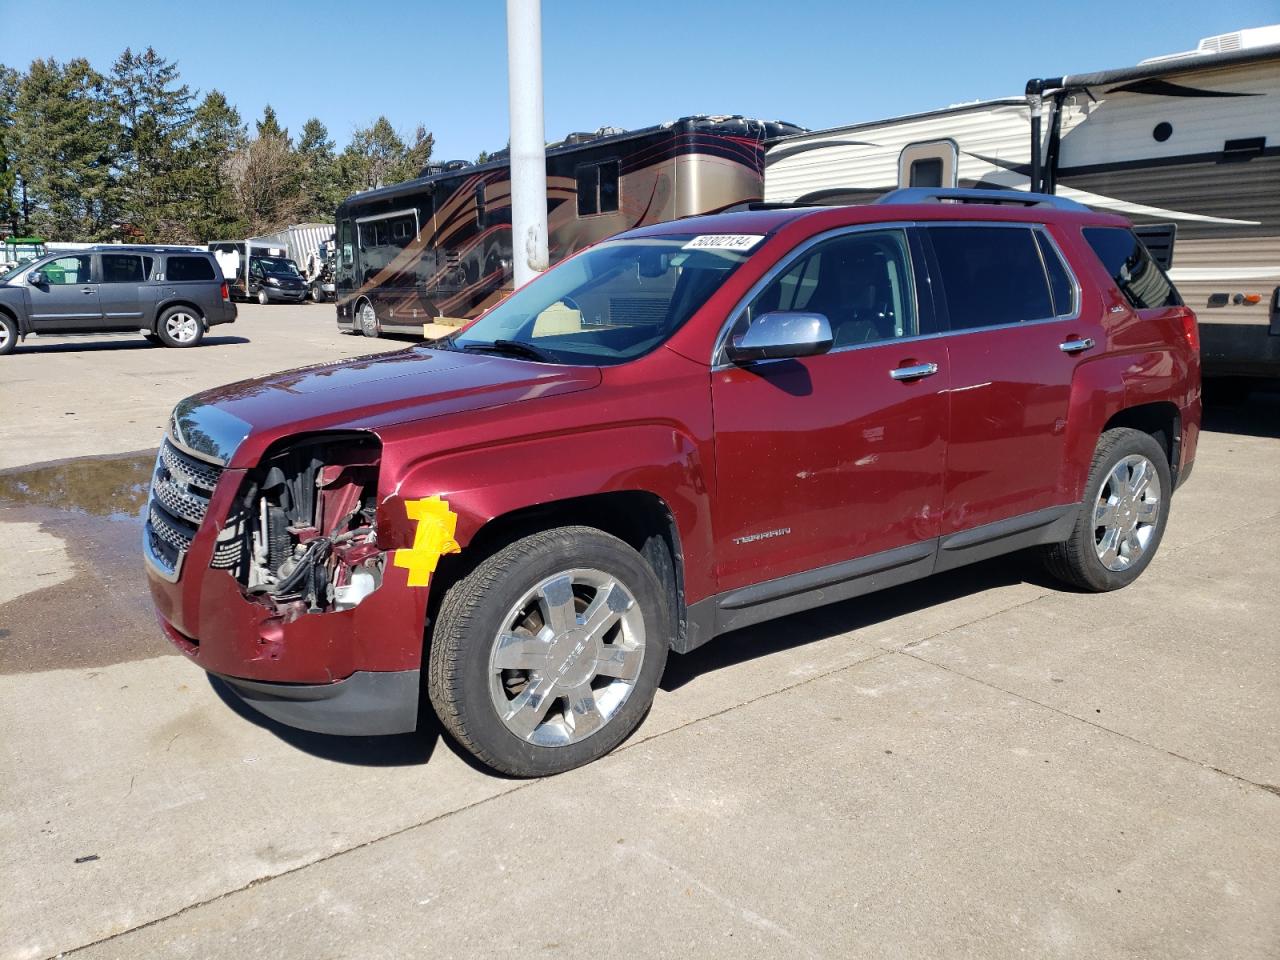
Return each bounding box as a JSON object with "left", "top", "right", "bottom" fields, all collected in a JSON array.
[{"left": 877, "top": 187, "right": 1089, "bottom": 211}]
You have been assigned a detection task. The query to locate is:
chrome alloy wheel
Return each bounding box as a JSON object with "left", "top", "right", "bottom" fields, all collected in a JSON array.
[
  {"left": 358, "top": 301, "right": 379, "bottom": 336},
  {"left": 165, "top": 311, "right": 200, "bottom": 344},
  {"left": 1093, "top": 453, "right": 1162, "bottom": 572},
  {"left": 487, "top": 568, "right": 646, "bottom": 747},
  {"left": 0, "top": 322, "right": 10, "bottom": 352}
]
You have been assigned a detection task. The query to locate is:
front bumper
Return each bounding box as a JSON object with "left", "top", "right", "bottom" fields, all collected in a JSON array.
[
  {"left": 216, "top": 669, "right": 420, "bottom": 735},
  {"left": 263, "top": 287, "right": 308, "bottom": 302}
]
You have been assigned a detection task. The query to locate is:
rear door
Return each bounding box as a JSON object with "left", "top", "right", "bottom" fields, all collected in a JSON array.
[
  {"left": 96, "top": 253, "right": 149, "bottom": 329},
  {"left": 923, "top": 222, "right": 1100, "bottom": 550},
  {"left": 710, "top": 226, "right": 949, "bottom": 593},
  {"left": 25, "top": 255, "right": 101, "bottom": 330}
]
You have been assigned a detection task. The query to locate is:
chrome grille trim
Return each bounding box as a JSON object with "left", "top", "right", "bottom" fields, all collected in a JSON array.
[{"left": 144, "top": 438, "right": 224, "bottom": 581}]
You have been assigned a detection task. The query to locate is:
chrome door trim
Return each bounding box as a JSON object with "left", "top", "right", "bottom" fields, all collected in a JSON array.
[{"left": 890, "top": 362, "right": 939, "bottom": 380}]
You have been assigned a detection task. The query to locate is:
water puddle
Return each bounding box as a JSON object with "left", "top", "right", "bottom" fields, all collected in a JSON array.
[{"left": 0, "top": 449, "right": 156, "bottom": 521}]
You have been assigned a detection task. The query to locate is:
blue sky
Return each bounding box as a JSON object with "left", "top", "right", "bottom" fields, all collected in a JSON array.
[{"left": 2, "top": 0, "right": 1275, "bottom": 159}]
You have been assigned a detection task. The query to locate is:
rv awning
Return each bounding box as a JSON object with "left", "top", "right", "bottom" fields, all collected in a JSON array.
[{"left": 1031, "top": 42, "right": 1280, "bottom": 93}]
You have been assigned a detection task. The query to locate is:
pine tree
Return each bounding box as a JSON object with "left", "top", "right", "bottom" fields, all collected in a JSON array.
[
  {"left": 111, "top": 47, "right": 196, "bottom": 241},
  {"left": 227, "top": 105, "right": 303, "bottom": 234},
  {"left": 392, "top": 124, "right": 435, "bottom": 183},
  {"left": 13, "top": 58, "right": 120, "bottom": 240},
  {"left": 255, "top": 104, "right": 288, "bottom": 144},
  {"left": 297, "top": 117, "right": 340, "bottom": 221},
  {"left": 0, "top": 64, "right": 18, "bottom": 233},
  {"left": 342, "top": 116, "right": 407, "bottom": 191},
  {"left": 185, "top": 90, "right": 247, "bottom": 239}
]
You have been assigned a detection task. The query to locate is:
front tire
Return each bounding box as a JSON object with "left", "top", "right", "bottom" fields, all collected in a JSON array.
[
  {"left": 1042, "top": 427, "right": 1171, "bottom": 591},
  {"left": 156, "top": 307, "right": 204, "bottom": 348},
  {"left": 256, "top": 288, "right": 270, "bottom": 306},
  {"left": 357, "top": 300, "right": 380, "bottom": 338},
  {"left": 0, "top": 314, "right": 16, "bottom": 355},
  {"left": 428, "top": 526, "right": 671, "bottom": 777}
]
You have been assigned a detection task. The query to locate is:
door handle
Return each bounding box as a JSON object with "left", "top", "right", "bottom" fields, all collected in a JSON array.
[
  {"left": 1059, "top": 337, "right": 1095, "bottom": 354},
  {"left": 81, "top": 287, "right": 95, "bottom": 295},
  {"left": 890, "top": 362, "right": 939, "bottom": 381}
]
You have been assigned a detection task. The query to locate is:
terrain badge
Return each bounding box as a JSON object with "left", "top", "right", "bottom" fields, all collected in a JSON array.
[{"left": 394, "top": 496, "right": 461, "bottom": 586}]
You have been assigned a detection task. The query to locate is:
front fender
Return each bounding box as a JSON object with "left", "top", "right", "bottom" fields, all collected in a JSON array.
[{"left": 380, "top": 422, "right": 716, "bottom": 603}]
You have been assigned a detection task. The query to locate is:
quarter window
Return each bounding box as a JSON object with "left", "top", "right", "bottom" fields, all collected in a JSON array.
[
  {"left": 732, "top": 230, "right": 917, "bottom": 350},
  {"left": 101, "top": 254, "right": 145, "bottom": 283},
  {"left": 1083, "top": 227, "right": 1181, "bottom": 309},
  {"left": 926, "top": 226, "right": 1054, "bottom": 330},
  {"left": 1034, "top": 232, "right": 1076, "bottom": 317},
  {"left": 166, "top": 256, "right": 215, "bottom": 282}
]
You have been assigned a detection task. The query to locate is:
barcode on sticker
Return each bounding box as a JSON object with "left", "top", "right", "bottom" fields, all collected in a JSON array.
[{"left": 682, "top": 234, "right": 764, "bottom": 251}]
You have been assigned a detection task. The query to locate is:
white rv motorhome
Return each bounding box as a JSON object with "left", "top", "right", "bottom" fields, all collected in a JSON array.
[{"left": 764, "top": 26, "right": 1280, "bottom": 380}]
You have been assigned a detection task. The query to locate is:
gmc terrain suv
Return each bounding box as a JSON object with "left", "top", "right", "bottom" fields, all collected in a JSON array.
[
  {"left": 145, "top": 189, "right": 1200, "bottom": 776},
  {"left": 0, "top": 245, "right": 235, "bottom": 355}
]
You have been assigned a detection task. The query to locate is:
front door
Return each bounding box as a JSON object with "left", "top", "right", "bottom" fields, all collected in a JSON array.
[
  {"left": 921, "top": 223, "right": 1101, "bottom": 537},
  {"left": 710, "top": 227, "right": 949, "bottom": 593},
  {"left": 26, "top": 255, "right": 100, "bottom": 331}
]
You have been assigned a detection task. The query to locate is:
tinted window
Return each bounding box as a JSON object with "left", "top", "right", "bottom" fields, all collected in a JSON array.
[
  {"left": 927, "top": 226, "right": 1053, "bottom": 329},
  {"left": 167, "top": 256, "right": 215, "bottom": 282},
  {"left": 475, "top": 182, "right": 486, "bottom": 227},
  {"left": 1035, "top": 232, "right": 1075, "bottom": 317},
  {"left": 599, "top": 160, "right": 619, "bottom": 212},
  {"left": 41, "top": 255, "right": 92, "bottom": 285},
  {"left": 101, "top": 254, "right": 144, "bottom": 283},
  {"left": 576, "top": 165, "right": 598, "bottom": 216},
  {"left": 732, "top": 230, "right": 917, "bottom": 350},
  {"left": 1083, "top": 227, "right": 1181, "bottom": 309},
  {"left": 910, "top": 158, "right": 943, "bottom": 188},
  {"left": 142, "top": 256, "right": 154, "bottom": 279}
]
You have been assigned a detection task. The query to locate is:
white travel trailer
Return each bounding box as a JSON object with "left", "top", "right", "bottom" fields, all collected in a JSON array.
[{"left": 764, "top": 26, "right": 1280, "bottom": 379}]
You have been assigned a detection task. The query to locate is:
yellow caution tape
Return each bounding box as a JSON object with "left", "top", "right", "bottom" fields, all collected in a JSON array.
[{"left": 393, "top": 496, "right": 461, "bottom": 587}]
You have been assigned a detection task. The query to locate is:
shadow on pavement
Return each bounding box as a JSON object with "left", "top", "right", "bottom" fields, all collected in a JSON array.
[
  {"left": 661, "top": 551, "right": 1061, "bottom": 693},
  {"left": 14, "top": 335, "right": 250, "bottom": 355},
  {"left": 1202, "top": 380, "right": 1280, "bottom": 439}
]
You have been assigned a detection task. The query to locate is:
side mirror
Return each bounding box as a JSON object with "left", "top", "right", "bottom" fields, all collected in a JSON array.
[
  {"left": 27, "top": 270, "right": 45, "bottom": 286},
  {"left": 726, "top": 311, "right": 833, "bottom": 364}
]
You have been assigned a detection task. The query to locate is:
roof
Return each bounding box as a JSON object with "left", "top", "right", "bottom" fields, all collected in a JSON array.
[
  {"left": 1039, "top": 40, "right": 1280, "bottom": 91},
  {"left": 88, "top": 244, "right": 208, "bottom": 253},
  {"left": 767, "top": 97, "right": 1028, "bottom": 146}
]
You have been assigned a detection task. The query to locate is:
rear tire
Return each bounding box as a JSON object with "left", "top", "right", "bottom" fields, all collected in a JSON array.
[
  {"left": 0, "top": 314, "right": 16, "bottom": 355},
  {"left": 428, "top": 526, "right": 671, "bottom": 777},
  {"left": 156, "top": 307, "right": 204, "bottom": 348},
  {"left": 1042, "top": 427, "right": 1171, "bottom": 592},
  {"left": 357, "top": 300, "right": 380, "bottom": 338}
]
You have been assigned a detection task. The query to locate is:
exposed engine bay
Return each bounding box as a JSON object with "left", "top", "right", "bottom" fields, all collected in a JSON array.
[{"left": 213, "top": 435, "right": 383, "bottom": 619}]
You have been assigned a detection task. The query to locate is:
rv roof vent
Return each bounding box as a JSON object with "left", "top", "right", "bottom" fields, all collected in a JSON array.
[
  {"left": 1139, "top": 24, "right": 1280, "bottom": 64},
  {"left": 1198, "top": 31, "right": 1243, "bottom": 53}
]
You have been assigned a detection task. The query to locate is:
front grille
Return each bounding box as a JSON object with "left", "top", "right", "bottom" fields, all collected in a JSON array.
[{"left": 144, "top": 438, "right": 223, "bottom": 580}]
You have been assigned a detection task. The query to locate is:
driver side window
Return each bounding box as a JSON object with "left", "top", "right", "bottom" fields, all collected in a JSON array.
[
  {"left": 732, "top": 230, "right": 917, "bottom": 350},
  {"left": 42, "top": 255, "right": 92, "bottom": 285}
]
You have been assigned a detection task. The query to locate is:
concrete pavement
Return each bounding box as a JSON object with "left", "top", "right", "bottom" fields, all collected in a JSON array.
[{"left": 1, "top": 315, "right": 1277, "bottom": 959}]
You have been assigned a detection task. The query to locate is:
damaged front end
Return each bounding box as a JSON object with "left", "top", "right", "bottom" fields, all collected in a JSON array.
[{"left": 214, "top": 434, "right": 385, "bottom": 620}]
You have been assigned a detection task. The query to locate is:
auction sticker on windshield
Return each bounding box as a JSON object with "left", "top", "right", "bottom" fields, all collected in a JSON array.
[{"left": 682, "top": 235, "right": 764, "bottom": 251}]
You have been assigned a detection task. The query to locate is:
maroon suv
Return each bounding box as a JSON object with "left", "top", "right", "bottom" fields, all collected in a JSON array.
[{"left": 145, "top": 188, "right": 1201, "bottom": 776}]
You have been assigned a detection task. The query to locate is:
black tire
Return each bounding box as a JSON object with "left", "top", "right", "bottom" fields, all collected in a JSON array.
[
  {"left": 155, "top": 306, "right": 205, "bottom": 348},
  {"left": 257, "top": 288, "right": 270, "bottom": 306},
  {"left": 357, "top": 299, "right": 380, "bottom": 338},
  {"left": 428, "top": 526, "right": 671, "bottom": 777},
  {"left": 1042, "top": 427, "right": 1172, "bottom": 592},
  {"left": 0, "top": 313, "right": 16, "bottom": 355}
]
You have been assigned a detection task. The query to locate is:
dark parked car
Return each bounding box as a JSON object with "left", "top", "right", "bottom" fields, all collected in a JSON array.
[
  {"left": 147, "top": 188, "right": 1200, "bottom": 776},
  {"left": 0, "top": 245, "right": 236, "bottom": 354},
  {"left": 247, "top": 255, "right": 308, "bottom": 304}
]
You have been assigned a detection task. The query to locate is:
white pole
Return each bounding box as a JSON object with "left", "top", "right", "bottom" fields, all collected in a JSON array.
[{"left": 505, "top": 0, "right": 549, "bottom": 287}]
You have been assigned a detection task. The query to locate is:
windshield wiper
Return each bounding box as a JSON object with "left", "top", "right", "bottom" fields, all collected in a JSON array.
[{"left": 460, "top": 339, "right": 557, "bottom": 363}]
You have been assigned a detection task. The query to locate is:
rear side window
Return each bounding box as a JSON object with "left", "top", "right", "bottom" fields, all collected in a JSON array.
[
  {"left": 926, "top": 226, "right": 1054, "bottom": 329},
  {"left": 167, "top": 256, "right": 215, "bottom": 282},
  {"left": 1083, "top": 227, "right": 1181, "bottom": 309},
  {"left": 101, "top": 254, "right": 144, "bottom": 283},
  {"left": 1034, "top": 232, "right": 1076, "bottom": 317}
]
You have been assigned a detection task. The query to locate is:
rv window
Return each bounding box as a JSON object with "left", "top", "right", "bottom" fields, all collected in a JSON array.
[
  {"left": 339, "top": 221, "right": 353, "bottom": 266},
  {"left": 1034, "top": 232, "right": 1076, "bottom": 317},
  {"left": 909, "top": 158, "right": 944, "bottom": 188},
  {"left": 375, "top": 223, "right": 388, "bottom": 246},
  {"left": 926, "top": 226, "right": 1054, "bottom": 329},
  {"left": 576, "top": 166, "right": 598, "bottom": 216},
  {"left": 599, "top": 161, "right": 619, "bottom": 213},
  {"left": 1083, "top": 227, "right": 1181, "bottom": 310},
  {"left": 475, "top": 183, "right": 487, "bottom": 227}
]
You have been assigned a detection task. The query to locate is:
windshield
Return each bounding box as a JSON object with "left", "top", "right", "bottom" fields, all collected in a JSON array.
[
  {"left": 1, "top": 260, "right": 32, "bottom": 283},
  {"left": 449, "top": 236, "right": 757, "bottom": 365},
  {"left": 256, "top": 256, "right": 299, "bottom": 276}
]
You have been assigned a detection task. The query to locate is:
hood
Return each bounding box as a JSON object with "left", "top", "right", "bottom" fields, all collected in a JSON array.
[{"left": 170, "top": 347, "right": 602, "bottom": 468}]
